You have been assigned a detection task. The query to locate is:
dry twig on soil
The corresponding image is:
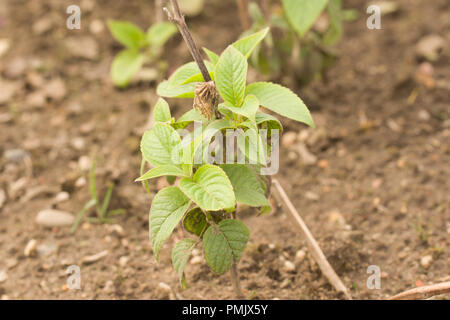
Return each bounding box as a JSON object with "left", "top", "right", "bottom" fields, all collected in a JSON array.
[
  {"left": 389, "top": 281, "right": 450, "bottom": 300},
  {"left": 271, "top": 178, "right": 352, "bottom": 300}
]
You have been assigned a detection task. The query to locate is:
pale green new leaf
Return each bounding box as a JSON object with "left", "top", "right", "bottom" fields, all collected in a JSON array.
[
  {"left": 282, "top": 0, "right": 328, "bottom": 37},
  {"left": 147, "top": 21, "right": 177, "bottom": 48},
  {"left": 222, "top": 94, "right": 259, "bottom": 121},
  {"left": 215, "top": 46, "right": 247, "bottom": 107},
  {"left": 233, "top": 27, "right": 270, "bottom": 59},
  {"left": 203, "top": 220, "right": 250, "bottom": 274},
  {"left": 168, "top": 61, "right": 215, "bottom": 86},
  {"left": 246, "top": 82, "right": 314, "bottom": 127},
  {"left": 220, "top": 164, "right": 269, "bottom": 207},
  {"left": 111, "top": 49, "right": 144, "bottom": 87},
  {"left": 255, "top": 111, "right": 283, "bottom": 132},
  {"left": 157, "top": 81, "right": 198, "bottom": 98},
  {"left": 237, "top": 127, "right": 267, "bottom": 166},
  {"left": 203, "top": 47, "right": 219, "bottom": 65},
  {"left": 141, "top": 123, "right": 182, "bottom": 167},
  {"left": 135, "top": 165, "right": 188, "bottom": 181},
  {"left": 179, "top": 165, "right": 235, "bottom": 211},
  {"left": 172, "top": 238, "right": 196, "bottom": 289},
  {"left": 153, "top": 98, "right": 171, "bottom": 123},
  {"left": 150, "top": 187, "right": 191, "bottom": 259},
  {"left": 107, "top": 20, "right": 146, "bottom": 49}
]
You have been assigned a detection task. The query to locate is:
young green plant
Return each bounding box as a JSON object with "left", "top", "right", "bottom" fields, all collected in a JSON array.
[
  {"left": 107, "top": 20, "right": 178, "bottom": 87},
  {"left": 241, "top": 0, "right": 357, "bottom": 85},
  {"left": 137, "top": 24, "right": 314, "bottom": 296},
  {"left": 71, "top": 159, "right": 125, "bottom": 233}
]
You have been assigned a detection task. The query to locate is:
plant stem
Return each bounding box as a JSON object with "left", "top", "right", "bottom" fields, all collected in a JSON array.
[
  {"left": 230, "top": 261, "right": 245, "bottom": 299},
  {"left": 164, "top": 0, "right": 211, "bottom": 82},
  {"left": 236, "top": 0, "right": 250, "bottom": 30}
]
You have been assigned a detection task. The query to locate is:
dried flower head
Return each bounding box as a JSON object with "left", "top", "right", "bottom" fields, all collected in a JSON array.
[{"left": 193, "top": 81, "right": 219, "bottom": 120}]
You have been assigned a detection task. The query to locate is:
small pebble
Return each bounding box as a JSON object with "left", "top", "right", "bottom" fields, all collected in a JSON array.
[
  {"left": 82, "top": 250, "right": 108, "bottom": 265},
  {"left": 54, "top": 192, "right": 70, "bottom": 203},
  {"left": 281, "top": 131, "right": 297, "bottom": 148},
  {"left": 420, "top": 255, "right": 433, "bottom": 269},
  {"left": 283, "top": 260, "right": 296, "bottom": 272},
  {"left": 295, "top": 249, "right": 306, "bottom": 262},
  {"left": 190, "top": 256, "right": 203, "bottom": 265},
  {"left": 119, "top": 256, "right": 129, "bottom": 267},
  {"left": 0, "top": 270, "right": 7, "bottom": 283},
  {"left": 36, "top": 209, "right": 75, "bottom": 228},
  {"left": 24, "top": 239, "right": 38, "bottom": 257}
]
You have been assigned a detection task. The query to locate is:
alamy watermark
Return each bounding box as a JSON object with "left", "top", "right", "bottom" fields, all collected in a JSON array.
[
  {"left": 366, "top": 5, "right": 382, "bottom": 30},
  {"left": 66, "top": 265, "right": 81, "bottom": 290},
  {"left": 366, "top": 265, "right": 381, "bottom": 290},
  {"left": 66, "top": 5, "right": 81, "bottom": 30}
]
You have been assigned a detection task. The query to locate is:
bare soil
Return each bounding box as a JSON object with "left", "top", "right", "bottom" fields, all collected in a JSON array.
[{"left": 0, "top": 0, "right": 448, "bottom": 300}]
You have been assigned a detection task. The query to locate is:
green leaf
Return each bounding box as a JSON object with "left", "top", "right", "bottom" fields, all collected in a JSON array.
[
  {"left": 153, "top": 98, "right": 171, "bottom": 123},
  {"left": 203, "top": 220, "right": 250, "bottom": 274},
  {"left": 237, "top": 127, "right": 267, "bottom": 166},
  {"left": 136, "top": 165, "right": 188, "bottom": 181},
  {"left": 178, "top": 109, "right": 207, "bottom": 123},
  {"left": 140, "top": 123, "right": 182, "bottom": 167},
  {"left": 179, "top": 165, "right": 235, "bottom": 211},
  {"left": 172, "top": 238, "right": 196, "bottom": 289},
  {"left": 255, "top": 111, "right": 283, "bottom": 132},
  {"left": 222, "top": 94, "right": 259, "bottom": 121},
  {"left": 168, "top": 61, "right": 215, "bottom": 86},
  {"left": 246, "top": 82, "right": 314, "bottom": 127},
  {"left": 215, "top": 45, "right": 247, "bottom": 107},
  {"left": 220, "top": 164, "right": 269, "bottom": 207},
  {"left": 282, "top": 0, "right": 328, "bottom": 37},
  {"left": 233, "top": 27, "right": 270, "bottom": 59},
  {"left": 157, "top": 80, "right": 197, "bottom": 98},
  {"left": 147, "top": 21, "right": 177, "bottom": 48},
  {"left": 107, "top": 20, "right": 145, "bottom": 49},
  {"left": 150, "top": 187, "right": 191, "bottom": 259},
  {"left": 111, "top": 49, "right": 144, "bottom": 87},
  {"left": 203, "top": 47, "right": 219, "bottom": 65},
  {"left": 183, "top": 207, "right": 208, "bottom": 237}
]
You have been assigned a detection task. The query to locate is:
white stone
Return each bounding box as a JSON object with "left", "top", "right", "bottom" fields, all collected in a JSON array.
[{"left": 36, "top": 209, "right": 75, "bottom": 228}]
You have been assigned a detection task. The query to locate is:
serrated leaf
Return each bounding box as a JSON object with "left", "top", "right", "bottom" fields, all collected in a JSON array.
[
  {"left": 215, "top": 46, "right": 247, "bottom": 107},
  {"left": 237, "top": 127, "right": 267, "bottom": 166},
  {"left": 246, "top": 82, "right": 314, "bottom": 127},
  {"left": 178, "top": 109, "right": 207, "bottom": 123},
  {"left": 147, "top": 21, "right": 177, "bottom": 48},
  {"left": 135, "top": 165, "right": 188, "bottom": 181},
  {"left": 255, "top": 111, "right": 283, "bottom": 132},
  {"left": 183, "top": 207, "right": 208, "bottom": 237},
  {"left": 282, "top": 0, "right": 328, "bottom": 37},
  {"left": 203, "top": 47, "right": 219, "bottom": 65},
  {"left": 153, "top": 98, "right": 171, "bottom": 123},
  {"left": 111, "top": 49, "right": 144, "bottom": 87},
  {"left": 107, "top": 20, "right": 145, "bottom": 49},
  {"left": 150, "top": 187, "right": 191, "bottom": 259},
  {"left": 179, "top": 165, "right": 235, "bottom": 211},
  {"left": 157, "top": 80, "right": 197, "bottom": 98},
  {"left": 220, "top": 164, "right": 269, "bottom": 207},
  {"left": 141, "top": 123, "right": 182, "bottom": 167},
  {"left": 203, "top": 220, "right": 250, "bottom": 274},
  {"left": 222, "top": 94, "right": 259, "bottom": 121},
  {"left": 172, "top": 238, "right": 196, "bottom": 289},
  {"left": 233, "top": 27, "right": 270, "bottom": 59}
]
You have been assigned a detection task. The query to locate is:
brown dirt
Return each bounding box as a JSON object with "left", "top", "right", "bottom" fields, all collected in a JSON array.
[{"left": 0, "top": 0, "right": 448, "bottom": 300}]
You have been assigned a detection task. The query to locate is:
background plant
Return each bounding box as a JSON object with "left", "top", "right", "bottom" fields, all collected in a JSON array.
[
  {"left": 138, "top": 22, "right": 314, "bottom": 295},
  {"left": 107, "top": 20, "right": 177, "bottom": 87},
  {"left": 71, "top": 159, "right": 125, "bottom": 233},
  {"left": 241, "top": 0, "right": 357, "bottom": 85}
]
